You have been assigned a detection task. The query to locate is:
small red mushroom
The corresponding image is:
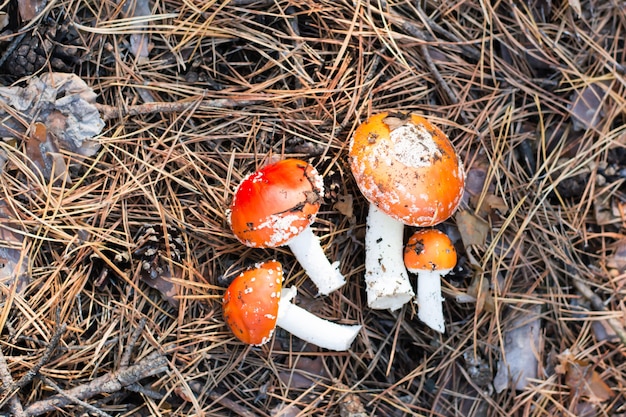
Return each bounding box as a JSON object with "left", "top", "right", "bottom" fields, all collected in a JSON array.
[
  {"left": 349, "top": 112, "right": 465, "bottom": 310},
  {"left": 227, "top": 159, "right": 345, "bottom": 295},
  {"left": 404, "top": 229, "right": 457, "bottom": 333},
  {"left": 222, "top": 261, "right": 361, "bottom": 351}
]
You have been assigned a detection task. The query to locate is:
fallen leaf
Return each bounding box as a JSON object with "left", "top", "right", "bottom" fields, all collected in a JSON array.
[
  {"left": 18, "top": 0, "right": 47, "bottom": 21},
  {"left": 493, "top": 304, "right": 542, "bottom": 392},
  {"left": 455, "top": 210, "right": 489, "bottom": 248},
  {"left": 569, "top": 83, "right": 609, "bottom": 131},
  {"left": 606, "top": 238, "right": 626, "bottom": 273},
  {"left": 556, "top": 350, "right": 614, "bottom": 402},
  {"left": 278, "top": 356, "right": 327, "bottom": 389},
  {"left": 466, "top": 275, "right": 494, "bottom": 314},
  {"left": 0, "top": 73, "right": 104, "bottom": 163},
  {"left": 24, "top": 122, "right": 72, "bottom": 185},
  {"left": 122, "top": 0, "right": 152, "bottom": 61}
]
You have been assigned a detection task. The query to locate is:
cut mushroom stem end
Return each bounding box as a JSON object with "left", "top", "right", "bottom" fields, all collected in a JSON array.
[
  {"left": 277, "top": 286, "right": 362, "bottom": 351},
  {"left": 364, "top": 204, "right": 414, "bottom": 311},
  {"left": 415, "top": 269, "right": 448, "bottom": 333},
  {"left": 223, "top": 260, "right": 359, "bottom": 351}
]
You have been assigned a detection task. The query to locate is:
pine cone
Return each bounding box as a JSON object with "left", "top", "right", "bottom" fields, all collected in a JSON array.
[
  {"left": 6, "top": 29, "right": 55, "bottom": 77},
  {"left": 134, "top": 224, "right": 186, "bottom": 280}
]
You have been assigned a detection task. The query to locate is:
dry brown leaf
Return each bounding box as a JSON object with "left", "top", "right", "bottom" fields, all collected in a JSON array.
[
  {"left": 455, "top": 210, "right": 489, "bottom": 248},
  {"left": 569, "top": 83, "right": 609, "bottom": 131},
  {"left": 278, "top": 357, "right": 327, "bottom": 389},
  {"left": 18, "top": 0, "right": 47, "bottom": 21},
  {"left": 0, "top": 203, "right": 29, "bottom": 295},
  {"left": 0, "top": 73, "right": 103, "bottom": 159},
  {"left": 25, "top": 122, "right": 72, "bottom": 184},
  {"left": 607, "top": 238, "right": 626, "bottom": 273},
  {"left": 556, "top": 351, "right": 614, "bottom": 402},
  {"left": 141, "top": 267, "right": 179, "bottom": 308},
  {"left": 466, "top": 275, "right": 494, "bottom": 314}
]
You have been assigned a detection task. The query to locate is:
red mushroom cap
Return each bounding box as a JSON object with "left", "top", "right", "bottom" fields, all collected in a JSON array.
[
  {"left": 222, "top": 260, "right": 284, "bottom": 346},
  {"left": 228, "top": 159, "right": 324, "bottom": 248},
  {"left": 349, "top": 112, "right": 465, "bottom": 226},
  {"left": 404, "top": 229, "right": 457, "bottom": 273}
]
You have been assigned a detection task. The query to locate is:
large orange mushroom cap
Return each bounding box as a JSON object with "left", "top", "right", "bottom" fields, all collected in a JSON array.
[
  {"left": 404, "top": 229, "right": 457, "bottom": 273},
  {"left": 222, "top": 260, "right": 284, "bottom": 346},
  {"left": 349, "top": 112, "right": 465, "bottom": 226},
  {"left": 228, "top": 159, "right": 324, "bottom": 248}
]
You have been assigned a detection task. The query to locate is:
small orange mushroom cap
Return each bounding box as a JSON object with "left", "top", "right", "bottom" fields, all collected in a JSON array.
[
  {"left": 228, "top": 159, "right": 324, "bottom": 248},
  {"left": 349, "top": 112, "right": 465, "bottom": 226},
  {"left": 222, "top": 260, "right": 283, "bottom": 346},
  {"left": 404, "top": 229, "right": 457, "bottom": 273}
]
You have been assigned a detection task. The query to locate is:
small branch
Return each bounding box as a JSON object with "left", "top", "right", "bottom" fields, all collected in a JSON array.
[
  {"left": 570, "top": 276, "right": 626, "bottom": 345},
  {"left": 120, "top": 318, "right": 146, "bottom": 368},
  {"left": 95, "top": 96, "right": 270, "bottom": 121},
  {"left": 38, "top": 376, "right": 113, "bottom": 417},
  {"left": 12, "top": 323, "right": 66, "bottom": 391},
  {"left": 0, "top": 346, "right": 25, "bottom": 417},
  {"left": 22, "top": 352, "right": 168, "bottom": 417}
]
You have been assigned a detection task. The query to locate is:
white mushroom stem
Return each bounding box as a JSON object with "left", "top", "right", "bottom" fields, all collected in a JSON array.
[
  {"left": 287, "top": 226, "right": 346, "bottom": 295},
  {"left": 276, "top": 286, "right": 361, "bottom": 351},
  {"left": 415, "top": 268, "right": 450, "bottom": 334},
  {"left": 364, "top": 205, "right": 415, "bottom": 311}
]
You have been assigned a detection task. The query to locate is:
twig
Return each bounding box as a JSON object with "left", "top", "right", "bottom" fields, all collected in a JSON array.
[
  {"left": 12, "top": 323, "right": 66, "bottom": 391},
  {"left": 570, "top": 275, "right": 626, "bottom": 345},
  {"left": 22, "top": 352, "right": 168, "bottom": 417},
  {"left": 120, "top": 318, "right": 147, "bottom": 368},
  {"left": 561, "top": 246, "right": 626, "bottom": 345},
  {"left": 0, "top": 321, "right": 66, "bottom": 411},
  {"left": 95, "top": 97, "right": 269, "bottom": 121},
  {"left": 118, "top": 318, "right": 161, "bottom": 399},
  {"left": 0, "top": 346, "right": 25, "bottom": 417},
  {"left": 400, "top": 22, "right": 460, "bottom": 107},
  {"left": 38, "top": 376, "right": 113, "bottom": 417}
]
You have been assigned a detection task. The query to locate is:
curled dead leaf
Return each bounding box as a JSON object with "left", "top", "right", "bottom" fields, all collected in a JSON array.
[
  {"left": 556, "top": 350, "right": 614, "bottom": 403},
  {"left": 455, "top": 210, "right": 489, "bottom": 248}
]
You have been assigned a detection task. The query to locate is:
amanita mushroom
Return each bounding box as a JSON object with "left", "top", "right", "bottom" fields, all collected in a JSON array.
[
  {"left": 404, "top": 229, "right": 457, "bottom": 333},
  {"left": 227, "top": 159, "right": 345, "bottom": 295},
  {"left": 222, "top": 260, "right": 361, "bottom": 351},
  {"left": 349, "top": 112, "right": 465, "bottom": 310}
]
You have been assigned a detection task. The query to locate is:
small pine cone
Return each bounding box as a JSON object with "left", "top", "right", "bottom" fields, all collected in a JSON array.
[
  {"left": 6, "top": 30, "right": 55, "bottom": 77},
  {"left": 134, "top": 224, "right": 186, "bottom": 280}
]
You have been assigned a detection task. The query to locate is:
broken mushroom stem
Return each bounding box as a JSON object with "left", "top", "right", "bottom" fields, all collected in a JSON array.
[
  {"left": 277, "top": 286, "right": 362, "bottom": 351},
  {"left": 364, "top": 205, "right": 414, "bottom": 311},
  {"left": 223, "top": 261, "right": 361, "bottom": 351}
]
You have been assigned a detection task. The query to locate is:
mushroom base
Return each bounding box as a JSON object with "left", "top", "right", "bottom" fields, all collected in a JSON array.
[
  {"left": 416, "top": 269, "right": 447, "bottom": 333},
  {"left": 364, "top": 204, "right": 415, "bottom": 311}
]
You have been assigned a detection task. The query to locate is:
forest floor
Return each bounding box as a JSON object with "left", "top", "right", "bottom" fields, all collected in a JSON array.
[{"left": 0, "top": 0, "right": 625, "bottom": 416}]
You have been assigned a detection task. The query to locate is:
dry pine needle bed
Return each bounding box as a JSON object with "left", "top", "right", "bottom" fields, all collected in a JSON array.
[{"left": 0, "top": 0, "right": 625, "bottom": 416}]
